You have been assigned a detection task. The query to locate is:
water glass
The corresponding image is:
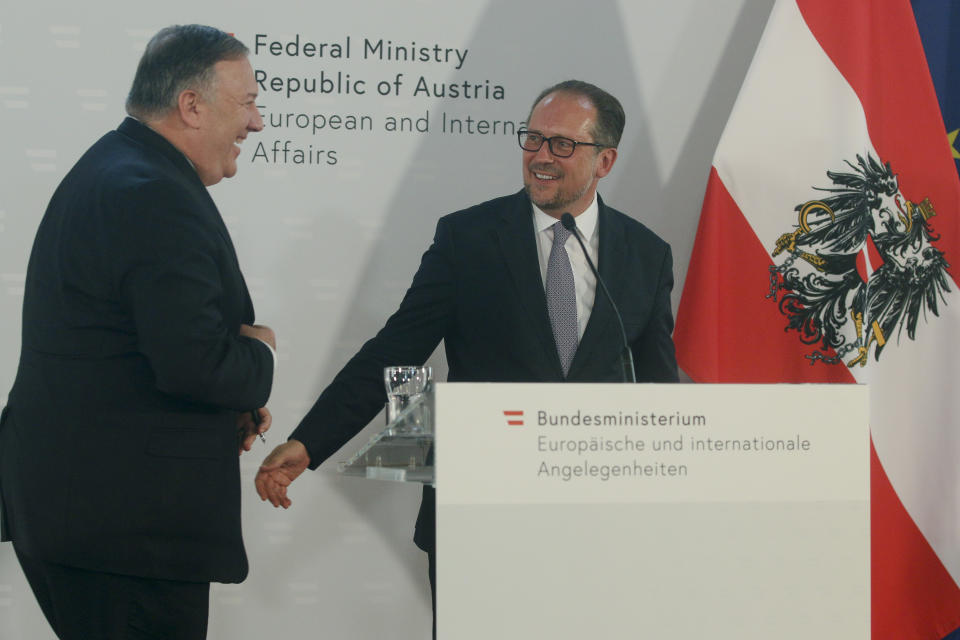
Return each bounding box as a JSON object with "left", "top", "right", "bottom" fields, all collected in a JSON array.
[{"left": 384, "top": 365, "right": 432, "bottom": 424}]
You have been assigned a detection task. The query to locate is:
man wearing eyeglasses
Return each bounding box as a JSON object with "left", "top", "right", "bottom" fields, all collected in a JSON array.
[{"left": 256, "top": 79, "right": 678, "bottom": 633}]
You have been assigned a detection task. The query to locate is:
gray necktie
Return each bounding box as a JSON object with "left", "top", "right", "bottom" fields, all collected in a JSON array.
[{"left": 546, "top": 221, "right": 578, "bottom": 375}]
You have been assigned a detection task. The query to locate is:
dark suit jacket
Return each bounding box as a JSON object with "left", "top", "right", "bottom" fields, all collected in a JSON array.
[
  {"left": 290, "top": 189, "right": 678, "bottom": 551},
  {"left": 0, "top": 118, "right": 273, "bottom": 583}
]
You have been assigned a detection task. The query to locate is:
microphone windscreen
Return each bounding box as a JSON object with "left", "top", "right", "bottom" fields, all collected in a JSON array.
[{"left": 560, "top": 212, "right": 576, "bottom": 231}]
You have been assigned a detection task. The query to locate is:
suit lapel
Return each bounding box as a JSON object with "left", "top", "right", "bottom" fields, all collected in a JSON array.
[
  {"left": 118, "top": 118, "right": 240, "bottom": 265},
  {"left": 568, "top": 196, "right": 626, "bottom": 378},
  {"left": 117, "top": 118, "right": 255, "bottom": 323},
  {"left": 496, "top": 191, "right": 566, "bottom": 377}
]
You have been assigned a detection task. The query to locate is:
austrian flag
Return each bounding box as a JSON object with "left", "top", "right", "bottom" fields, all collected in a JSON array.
[{"left": 675, "top": 0, "right": 960, "bottom": 638}]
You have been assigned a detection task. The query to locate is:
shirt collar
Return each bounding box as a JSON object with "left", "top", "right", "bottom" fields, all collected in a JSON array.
[{"left": 531, "top": 192, "right": 599, "bottom": 240}]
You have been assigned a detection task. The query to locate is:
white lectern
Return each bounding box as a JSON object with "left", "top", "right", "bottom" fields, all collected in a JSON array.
[{"left": 341, "top": 383, "right": 869, "bottom": 639}]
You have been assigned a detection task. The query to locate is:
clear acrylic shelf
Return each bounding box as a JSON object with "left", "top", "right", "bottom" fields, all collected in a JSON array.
[{"left": 337, "top": 384, "right": 435, "bottom": 484}]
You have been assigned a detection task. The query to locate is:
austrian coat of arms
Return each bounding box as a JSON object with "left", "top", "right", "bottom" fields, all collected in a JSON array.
[{"left": 767, "top": 153, "right": 951, "bottom": 366}]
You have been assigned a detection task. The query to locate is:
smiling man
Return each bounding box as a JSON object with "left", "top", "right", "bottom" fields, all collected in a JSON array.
[
  {"left": 522, "top": 87, "right": 617, "bottom": 215},
  {"left": 0, "top": 25, "right": 275, "bottom": 639},
  {"left": 255, "top": 80, "right": 677, "bottom": 636}
]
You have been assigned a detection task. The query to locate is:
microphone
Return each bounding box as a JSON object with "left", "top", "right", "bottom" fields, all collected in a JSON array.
[{"left": 560, "top": 212, "right": 636, "bottom": 383}]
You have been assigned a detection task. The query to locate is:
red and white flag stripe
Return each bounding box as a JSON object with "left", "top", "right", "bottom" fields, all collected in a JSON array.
[{"left": 676, "top": 0, "right": 960, "bottom": 637}]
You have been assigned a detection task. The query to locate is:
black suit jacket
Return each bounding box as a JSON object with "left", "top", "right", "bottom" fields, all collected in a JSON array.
[
  {"left": 291, "top": 189, "right": 677, "bottom": 551},
  {"left": 0, "top": 118, "right": 273, "bottom": 583}
]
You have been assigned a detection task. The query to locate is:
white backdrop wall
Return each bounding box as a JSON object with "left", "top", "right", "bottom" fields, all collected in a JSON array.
[{"left": 0, "top": 1, "right": 776, "bottom": 637}]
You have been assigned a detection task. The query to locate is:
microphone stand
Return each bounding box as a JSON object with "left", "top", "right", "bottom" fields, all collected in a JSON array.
[{"left": 561, "top": 213, "right": 636, "bottom": 383}]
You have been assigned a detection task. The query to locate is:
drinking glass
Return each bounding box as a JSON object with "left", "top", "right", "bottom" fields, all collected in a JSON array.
[{"left": 384, "top": 366, "right": 432, "bottom": 425}]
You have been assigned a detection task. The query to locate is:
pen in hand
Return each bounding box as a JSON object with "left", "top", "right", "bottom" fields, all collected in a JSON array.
[{"left": 251, "top": 409, "right": 266, "bottom": 443}]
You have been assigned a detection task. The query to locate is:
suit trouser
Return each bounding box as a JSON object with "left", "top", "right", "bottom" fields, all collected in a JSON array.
[{"left": 14, "top": 544, "right": 209, "bottom": 640}]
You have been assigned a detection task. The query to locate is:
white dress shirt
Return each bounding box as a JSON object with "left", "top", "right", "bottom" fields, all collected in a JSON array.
[{"left": 532, "top": 195, "right": 600, "bottom": 340}]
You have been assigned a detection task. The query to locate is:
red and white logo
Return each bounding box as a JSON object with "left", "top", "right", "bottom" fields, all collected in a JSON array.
[{"left": 503, "top": 410, "right": 524, "bottom": 426}]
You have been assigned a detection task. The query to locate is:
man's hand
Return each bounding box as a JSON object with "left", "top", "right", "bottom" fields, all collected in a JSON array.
[
  {"left": 239, "top": 323, "right": 276, "bottom": 351},
  {"left": 238, "top": 407, "right": 271, "bottom": 454},
  {"left": 255, "top": 439, "right": 310, "bottom": 508}
]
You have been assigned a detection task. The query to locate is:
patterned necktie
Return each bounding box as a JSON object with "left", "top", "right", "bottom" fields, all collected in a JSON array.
[{"left": 546, "top": 221, "right": 578, "bottom": 375}]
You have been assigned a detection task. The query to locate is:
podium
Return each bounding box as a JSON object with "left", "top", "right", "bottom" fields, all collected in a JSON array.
[{"left": 340, "top": 383, "right": 870, "bottom": 639}]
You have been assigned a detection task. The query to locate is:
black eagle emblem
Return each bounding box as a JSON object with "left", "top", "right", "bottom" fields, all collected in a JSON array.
[{"left": 768, "top": 153, "right": 951, "bottom": 366}]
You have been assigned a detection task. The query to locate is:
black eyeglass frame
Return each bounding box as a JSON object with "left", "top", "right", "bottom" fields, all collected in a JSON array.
[{"left": 517, "top": 129, "right": 609, "bottom": 158}]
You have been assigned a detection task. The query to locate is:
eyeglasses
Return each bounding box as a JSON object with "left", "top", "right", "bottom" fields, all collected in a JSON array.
[{"left": 517, "top": 129, "right": 608, "bottom": 158}]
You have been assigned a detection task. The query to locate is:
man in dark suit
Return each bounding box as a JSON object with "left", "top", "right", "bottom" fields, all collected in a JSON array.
[
  {"left": 255, "top": 79, "right": 677, "bottom": 625},
  {"left": 0, "top": 25, "right": 275, "bottom": 639}
]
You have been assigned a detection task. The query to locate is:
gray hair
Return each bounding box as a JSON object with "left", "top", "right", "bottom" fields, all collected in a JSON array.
[
  {"left": 125, "top": 25, "right": 249, "bottom": 120},
  {"left": 528, "top": 80, "right": 625, "bottom": 149}
]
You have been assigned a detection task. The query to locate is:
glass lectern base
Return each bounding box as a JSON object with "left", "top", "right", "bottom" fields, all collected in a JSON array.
[{"left": 337, "top": 386, "right": 435, "bottom": 484}]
